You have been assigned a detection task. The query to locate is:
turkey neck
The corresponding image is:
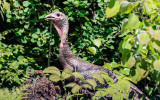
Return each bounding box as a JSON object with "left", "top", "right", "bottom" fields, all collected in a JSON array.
[{"left": 53, "top": 18, "right": 75, "bottom": 70}]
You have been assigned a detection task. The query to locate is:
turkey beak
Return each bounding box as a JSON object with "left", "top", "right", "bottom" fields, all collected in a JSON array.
[{"left": 45, "top": 13, "right": 55, "bottom": 20}]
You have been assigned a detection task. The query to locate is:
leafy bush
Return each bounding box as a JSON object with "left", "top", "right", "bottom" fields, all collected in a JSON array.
[
  {"left": 0, "top": 0, "right": 123, "bottom": 87},
  {"left": 0, "top": 86, "right": 29, "bottom": 100},
  {"left": 43, "top": 66, "right": 130, "bottom": 100}
]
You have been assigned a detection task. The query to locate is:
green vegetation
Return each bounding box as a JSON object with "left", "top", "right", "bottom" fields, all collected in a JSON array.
[{"left": 0, "top": 0, "right": 160, "bottom": 99}]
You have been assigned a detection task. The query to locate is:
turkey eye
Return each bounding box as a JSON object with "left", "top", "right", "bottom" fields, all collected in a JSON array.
[{"left": 56, "top": 13, "right": 60, "bottom": 17}]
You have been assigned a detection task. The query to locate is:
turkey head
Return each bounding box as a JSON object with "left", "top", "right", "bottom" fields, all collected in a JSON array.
[{"left": 46, "top": 11, "right": 69, "bottom": 48}]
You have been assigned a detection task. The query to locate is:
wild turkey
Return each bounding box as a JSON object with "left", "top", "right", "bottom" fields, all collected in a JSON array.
[{"left": 45, "top": 11, "right": 149, "bottom": 99}]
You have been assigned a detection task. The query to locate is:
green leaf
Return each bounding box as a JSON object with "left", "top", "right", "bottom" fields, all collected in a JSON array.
[
  {"left": 130, "top": 69, "right": 141, "bottom": 83},
  {"left": 93, "top": 38, "right": 101, "bottom": 48},
  {"left": 106, "top": 0, "right": 121, "bottom": 18},
  {"left": 128, "top": 13, "right": 140, "bottom": 29},
  {"left": 43, "top": 66, "right": 61, "bottom": 76},
  {"left": 62, "top": 68, "right": 72, "bottom": 80},
  {"left": 49, "top": 74, "right": 61, "bottom": 82},
  {"left": 23, "top": 1, "right": 30, "bottom": 7},
  {"left": 14, "top": 1, "right": 20, "bottom": 7},
  {"left": 82, "top": 84, "right": 92, "bottom": 90},
  {"left": 3, "top": 1, "right": 10, "bottom": 11},
  {"left": 17, "top": 56, "right": 24, "bottom": 61},
  {"left": 138, "top": 33, "right": 151, "bottom": 45},
  {"left": 120, "top": 68, "right": 130, "bottom": 75},
  {"left": 151, "top": 40, "right": 160, "bottom": 50},
  {"left": 66, "top": 83, "right": 78, "bottom": 88},
  {"left": 89, "top": 73, "right": 105, "bottom": 84},
  {"left": 117, "top": 79, "right": 130, "bottom": 93},
  {"left": 127, "top": 57, "right": 135, "bottom": 69},
  {"left": 153, "top": 60, "right": 160, "bottom": 71},
  {"left": 110, "top": 62, "right": 120, "bottom": 68},
  {"left": 32, "top": 34, "right": 38, "bottom": 38},
  {"left": 154, "top": 30, "right": 160, "bottom": 41},
  {"left": 120, "top": 1, "right": 134, "bottom": 14},
  {"left": 86, "top": 79, "right": 97, "bottom": 89},
  {"left": 136, "top": 62, "right": 149, "bottom": 78},
  {"left": 113, "top": 93, "right": 123, "bottom": 100},
  {"left": 101, "top": 73, "right": 114, "bottom": 84},
  {"left": 92, "top": 87, "right": 111, "bottom": 100},
  {"left": 71, "top": 84, "right": 82, "bottom": 93},
  {"left": 72, "top": 72, "right": 84, "bottom": 80},
  {"left": 37, "top": 41, "right": 43, "bottom": 47},
  {"left": 88, "top": 47, "right": 96, "bottom": 55}
]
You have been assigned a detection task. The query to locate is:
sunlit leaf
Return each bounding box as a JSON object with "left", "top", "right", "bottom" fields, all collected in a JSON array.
[
  {"left": 153, "top": 59, "right": 160, "bottom": 71},
  {"left": 32, "top": 34, "right": 38, "bottom": 38},
  {"left": 62, "top": 68, "right": 72, "bottom": 80},
  {"left": 82, "top": 84, "right": 92, "bottom": 90},
  {"left": 66, "top": 83, "right": 78, "bottom": 88},
  {"left": 72, "top": 72, "right": 84, "bottom": 80},
  {"left": 113, "top": 93, "right": 123, "bottom": 100},
  {"left": 93, "top": 38, "right": 101, "bottom": 48},
  {"left": 86, "top": 79, "right": 97, "bottom": 89},
  {"left": 154, "top": 30, "right": 160, "bottom": 41},
  {"left": 120, "top": 1, "right": 134, "bottom": 14},
  {"left": 128, "top": 13, "right": 140, "bottom": 29},
  {"left": 71, "top": 84, "right": 82, "bottom": 93},
  {"left": 88, "top": 47, "right": 96, "bottom": 55},
  {"left": 106, "top": 0, "right": 121, "bottom": 18},
  {"left": 127, "top": 57, "right": 135, "bottom": 69},
  {"left": 151, "top": 40, "right": 160, "bottom": 50},
  {"left": 89, "top": 73, "right": 105, "bottom": 84},
  {"left": 18, "top": 56, "right": 24, "bottom": 61},
  {"left": 3, "top": 1, "right": 10, "bottom": 11},
  {"left": 43, "top": 66, "right": 61, "bottom": 76},
  {"left": 136, "top": 62, "right": 149, "bottom": 78},
  {"left": 138, "top": 33, "right": 151, "bottom": 45},
  {"left": 49, "top": 74, "right": 61, "bottom": 82},
  {"left": 130, "top": 69, "right": 141, "bottom": 83},
  {"left": 23, "top": 1, "right": 30, "bottom": 7}
]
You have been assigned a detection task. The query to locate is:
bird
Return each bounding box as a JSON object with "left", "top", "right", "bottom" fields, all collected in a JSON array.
[{"left": 45, "top": 11, "right": 149, "bottom": 99}]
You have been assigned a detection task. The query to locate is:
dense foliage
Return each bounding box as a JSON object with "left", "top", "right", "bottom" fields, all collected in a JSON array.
[{"left": 0, "top": 0, "right": 160, "bottom": 99}]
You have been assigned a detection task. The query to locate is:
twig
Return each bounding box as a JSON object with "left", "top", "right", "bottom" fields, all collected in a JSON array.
[
  {"left": 32, "top": 77, "right": 40, "bottom": 95},
  {"left": 48, "top": 0, "right": 56, "bottom": 67}
]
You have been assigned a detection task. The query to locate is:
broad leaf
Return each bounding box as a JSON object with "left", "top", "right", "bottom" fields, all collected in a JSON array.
[
  {"left": 136, "top": 62, "right": 149, "bottom": 78},
  {"left": 66, "top": 83, "right": 78, "bottom": 88},
  {"left": 43, "top": 66, "right": 61, "bottom": 76},
  {"left": 120, "top": 1, "right": 134, "bottom": 14},
  {"left": 106, "top": 0, "right": 121, "bottom": 18},
  {"left": 86, "top": 79, "right": 97, "bottom": 89},
  {"left": 71, "top": 84, "right": 82, "bottom": 93},
  {"left": 88, "top": 47, "right": 96, "bottom": 55},
  {"left": 151, "top": 40, "right": 160, "bottom": 50},
  {"left": 128, "top": 13, "right": 140, "bottom": 29},
  {"left": 101, "top": 73, "right": 114, "bottom": 84},
  {"left": 153, "top": 60, "right": 160, "bottom": 71},
  {"left": 23, "top": 1, "right": 30, "bottom": 7},
  {"left": 82, "top": 84, "right": 92, "bottom": 90},
  {"left": 89, "top": 73, "right": 105, "bottom": 84},
  {"left": 62, "top": 68, "right": 72, "bottom": 80},
  {"left": 130, "top": 69, "right": 141, "bottom": 83},
  {"left": 154, "top": 30, "right": 160, "bottom": 41},
  {"left": 113, "top": 93, "right": 123, "bottom": 100},
  {"left": 127, "top": 57, "right": 135, "bottom": 69},
  {"left": 138, "top": 33, "right": 151, "bottom": 45},
  {"left": 49, "top": 74, "right": 61, "bottom": 82},
  {"left": 3, "top": 1, "right": 10, "bottom": 11},
  {"left": 93, "top": 38, "right": 101, "bottom": 48},
  {"left": 72, "top": 72, "right": 84, "bottom": 80}
]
